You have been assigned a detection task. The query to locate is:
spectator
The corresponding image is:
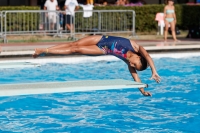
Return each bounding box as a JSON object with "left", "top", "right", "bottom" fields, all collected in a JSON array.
[
  {"left": 163, "top": 0, "right": 179, "bottom": 42},
  {"left": 58, "top": 7, "right": 65, "bottom": 30},
  {"left": 64, "top": 0, "right": 79, "bottom": 32},
  {"left": 116, "top": 0, "right": 127, "bottom": 6},
  {"left": 44, "top": 0, "right": 59, "bottom": 31},
  {"left": 103, "top": 0, "right": 108, "bottom": 6}
]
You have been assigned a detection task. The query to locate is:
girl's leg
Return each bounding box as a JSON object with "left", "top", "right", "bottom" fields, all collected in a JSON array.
[
  {"left": 33, "top": 45, "right": 103, "bottom": 57},
  {"left": 34, "top": 47, "right": 71, "bottom": 56},
  {"left": 66, "top": 24, "right": 73, "bottom": 31},
  {"left": 74, "top": 35, "right": 102, "bottom": 46},
  {"left": 48, "top": 42, "right": 74, "bottom": 50},
  {"left": 48, "top": 35, "right": 103, "bottom": 50},
  {"left": 73, "top": 45, "right": 104, "bottom": 55},
  {"left": 164, "top": 20, "right": 169, "bottom": 41},
  {"left": 33, "top": 36, "right": 104, "bottom": 58},
  {"left": 170, "top": 21, "right": 178, "bottom": 41}
]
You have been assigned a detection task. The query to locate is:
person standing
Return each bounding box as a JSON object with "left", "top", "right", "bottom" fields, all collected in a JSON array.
[
  {"left": 44, "top": 0, "right": 59, "bottom": 31},
  {"left": 163, "top": 0, "right": 179, "bottom": 42},
  {"left": 64, "top": 0, "right": 79, "bottom": 32}
]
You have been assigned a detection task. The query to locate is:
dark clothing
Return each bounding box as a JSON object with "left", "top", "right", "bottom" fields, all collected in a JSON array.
[
  {"left": 66, "top": 15, "right": 74, "bottom": 24},
  {"left": 96, "top": 35, "right": 135, "bottom": 61}
]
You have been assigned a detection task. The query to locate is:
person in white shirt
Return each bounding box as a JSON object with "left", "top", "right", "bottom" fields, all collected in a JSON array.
[
  {"left": 64, "top": 0, "right": 79, "bottom": 32},
  {"left": 44, "top": 0, "right": 58, "bottom": 30}
]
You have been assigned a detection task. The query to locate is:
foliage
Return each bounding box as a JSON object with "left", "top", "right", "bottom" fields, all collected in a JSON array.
[
  {"left": 0, "top": 5, "right": 200, "bottom": 32},
  {"left": 0, "top": 6, "right": 40, "bottom": 32},
  {"left": 93, "top": 4, "right": 200, "bottom": 32}
]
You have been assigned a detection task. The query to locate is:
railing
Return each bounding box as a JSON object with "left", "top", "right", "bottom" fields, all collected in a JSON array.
[
  {"left": 0, "top": 10, "right": 136, "bottom": 43},
  {"left": 0, "top": 11, "right": 3, "bottom": 39}
]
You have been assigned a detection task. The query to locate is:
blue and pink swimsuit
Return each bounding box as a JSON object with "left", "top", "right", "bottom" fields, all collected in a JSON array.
[{"left": 96, "top": 35, "right": 135, "bottom": 61}]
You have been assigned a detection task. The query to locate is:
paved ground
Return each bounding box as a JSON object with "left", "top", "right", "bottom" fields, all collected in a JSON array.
[{"left": 0, "top": 35, "right": 200, "bottom": 58}]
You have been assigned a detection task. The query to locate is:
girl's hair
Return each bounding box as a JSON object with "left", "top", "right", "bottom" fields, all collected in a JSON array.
[
  {"left": 165, "top": 0, "right": 173, "bottom": 4},
  {"left": 164, "top": 0, "right": 168, "bottom": 5},
  {"left": 139, "top": 56, "right": 148, "bottom": 71}
]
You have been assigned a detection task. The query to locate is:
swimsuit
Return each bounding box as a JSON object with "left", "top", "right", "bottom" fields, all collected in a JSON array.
[
  {"left": 165, "top": 9, "right": 175, "bottom": 22},
  {"left": 166, "top": 9, "right": 174, "bottom": 14},
  {"left": 165, "top": 18, "right": 174, "bottom": 22},
  {"left": 96, "top": 35, "right": 135, "bottom": 61}
]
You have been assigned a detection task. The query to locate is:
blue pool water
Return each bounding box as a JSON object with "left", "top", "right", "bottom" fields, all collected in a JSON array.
[{"left": 0, "top": 56, "right": 200, "bottom": 133}]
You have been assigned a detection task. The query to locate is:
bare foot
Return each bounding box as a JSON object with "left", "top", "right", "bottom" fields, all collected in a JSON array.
[
  {"left": 32, "top": 49, "right": 43, "bottom": 58},
  {"left": 174, "top": 39, "right": 181, "bottom": 42}
]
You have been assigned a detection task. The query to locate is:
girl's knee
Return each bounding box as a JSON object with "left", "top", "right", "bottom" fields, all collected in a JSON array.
[
  {"left": 73, "top": 41, "right": 80, "bottom": 46},
  {"left": 70, "top": 42, "right": 77, "bottom": 47},
  {"left": 71, "top": 46, "right": 80, "bottom": 53}
]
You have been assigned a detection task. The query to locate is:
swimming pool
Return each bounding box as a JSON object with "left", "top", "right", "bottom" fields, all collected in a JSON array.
[{"left": 0, "top": 55, "right": 200, "bottom": 133}]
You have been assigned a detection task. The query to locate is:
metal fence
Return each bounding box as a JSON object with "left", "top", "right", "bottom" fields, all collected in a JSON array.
[
  {"left": 75, "top": 10, "right": 135, "bottom": 35},
  {"left": 0, "top": 10, "right": 136, "bottom": 43},
  {"left": 0, "top": 12, "right": 3, "bottom": 39}
]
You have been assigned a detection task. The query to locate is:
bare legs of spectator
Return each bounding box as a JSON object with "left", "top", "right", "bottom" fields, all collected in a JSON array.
[
  {"left": 170, "top": 21, "right": 179, "bottom": 42},
  {"left": 164, "top": 20, "right": 180, "bottom": 42},
  {"left": 66, "top": 24, "right": 74, "bottom": 32},
  {"left": 50, "top": 23, "right": 55, "bottom": 31},
  {"left": 164, "top": 20, "right": 169, "bottom": 42}
]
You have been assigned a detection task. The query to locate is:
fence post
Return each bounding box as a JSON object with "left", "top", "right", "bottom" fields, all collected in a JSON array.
[
  {"left": 0, "top": 11, "right": 5, "bottom": 41},
  {"left": 0, "top": 12, "right": 2, "bottom": 38},
  {"left": 132, "top": 10, "right": 135, "bottom": 36},
  {"left": 132, "top": 10, "right": 138, "bottom": 38},
  {"left": 4, "top": 11, "right": 7, "bottom": 43},
  {"left": 98, "top": 11, "right": 101, "bottom": 33}
]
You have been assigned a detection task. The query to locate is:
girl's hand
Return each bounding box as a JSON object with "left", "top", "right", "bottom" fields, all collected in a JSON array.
[
  {"left": 142, "top": 91, "right": 152, "bottom": 97},
  {"left": 150, "top": 73, "right": 161, "bottom": 83}
]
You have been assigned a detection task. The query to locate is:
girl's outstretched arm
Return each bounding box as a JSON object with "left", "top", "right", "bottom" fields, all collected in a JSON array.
[
  {"left": 138, "top": 45, "right": 161, "bottom": 83},
  {"left": 128, "top": 64, "right": 152, "bottom": 96}
]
